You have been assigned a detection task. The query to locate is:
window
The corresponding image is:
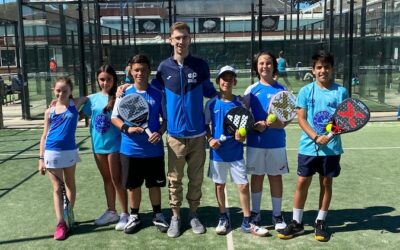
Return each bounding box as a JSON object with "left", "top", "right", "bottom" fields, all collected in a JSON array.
[{"left": 0, "top": 49, "right": 17, "bottom": 67}]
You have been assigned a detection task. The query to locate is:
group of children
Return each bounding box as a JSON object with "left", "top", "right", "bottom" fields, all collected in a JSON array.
[{"left": 38, "top": 21, "right": 347, "bottom": 243}]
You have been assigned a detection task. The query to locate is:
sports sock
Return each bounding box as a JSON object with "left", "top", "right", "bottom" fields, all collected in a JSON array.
[
  {"left": 130, "top": 208, "right": 139, "bottom": 215},
  {"left": 271, "top": 196, "right": 282, "bottom": 217},
  {"left": 316, "top": 210, "right": 328, "bottom": 222},
  {"left": 152, "top": 204, "right": 161, "bottom": 215},
  {"left": 251, "top": 191, "right": 262, "bottom": 213},
  {"left": 293, "top": 208, "right": 303, "bottom": 224}
]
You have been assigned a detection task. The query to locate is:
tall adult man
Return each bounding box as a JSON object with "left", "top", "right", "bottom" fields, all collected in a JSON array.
[{"left": 155, "top": 22, "right": 217, "bottom": 238}]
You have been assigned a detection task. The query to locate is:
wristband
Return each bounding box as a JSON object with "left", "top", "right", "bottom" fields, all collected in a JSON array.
[
  {"left": 120, "top": 124, "right": 129, "bottom": 134},
  {"left": 313, "top": 135, "right": 319, "bottom": 143},
  {"left": 39, "top": 156, "right": 44, "bottom": 160},
  {"left": 207, "top": 137, "right": 214, "bottom": 143}
]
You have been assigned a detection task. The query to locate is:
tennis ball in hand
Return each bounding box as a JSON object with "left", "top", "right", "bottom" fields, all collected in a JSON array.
[
  {"left": 267, "top": 114, "right": 277, "bottom": 123},
  {"left": 326, "top": 123, "right": 332, "bottom": 132},
  {"left": 238, "top": 127, "right": 247, "bottom": 136}
]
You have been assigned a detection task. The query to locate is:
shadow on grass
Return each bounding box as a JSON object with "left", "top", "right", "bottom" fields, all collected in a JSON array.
[{"left": 297, "top": 206, "right": 399, "bottom": 234}]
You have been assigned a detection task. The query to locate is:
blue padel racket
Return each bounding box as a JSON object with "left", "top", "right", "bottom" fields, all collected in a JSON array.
[
  {"left": 48, "top": 170, "right": 74, "bottom": 231},
  {"left": 117, "top": 93, "right": 152, "bottom": 136},
  {"left": 326, "top": 98, "right": 370, "bottom": 138},
  {"left": 219, "top": 106, "right": 254, "bottom": 142}
]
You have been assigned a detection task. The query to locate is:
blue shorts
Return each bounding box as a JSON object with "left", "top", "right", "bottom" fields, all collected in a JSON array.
[{"left": 297, "top": 154, "right": 341, "bottom": 177}]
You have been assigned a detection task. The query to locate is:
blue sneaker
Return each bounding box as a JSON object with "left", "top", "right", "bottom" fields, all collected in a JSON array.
[
  {"left": 241, "top": 219, "right": 269, "bottom": 237},
  {"left": 215, "top": 214, "right": 230, "bottom": 235}
]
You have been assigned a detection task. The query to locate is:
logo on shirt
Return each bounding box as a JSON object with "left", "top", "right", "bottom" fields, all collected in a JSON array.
[
  {"left": 95, "top": 113, "right": 111, "bottom": 134},
  {"left": 312, "top": 110, "right": 332, "bottom": 133},
  {"left": 187, "top": 72, "right": 197, "bottom": 84},
  {"left": 167, "top": 76, "right": 172, "bottom": 80}
]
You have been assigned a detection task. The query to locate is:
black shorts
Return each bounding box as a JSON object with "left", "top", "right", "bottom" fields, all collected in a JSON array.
[
  {"left": 297, "top": 154, "right": 341, "bottom": 177},
  {"left": 120, "top": 154, "right": 166, "bottom": 189},
  {"left": 278, "top": 71, "right": 288, "bottom": 77}
]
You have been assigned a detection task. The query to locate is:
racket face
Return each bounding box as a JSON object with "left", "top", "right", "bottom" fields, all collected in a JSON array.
[
  {"left": 330, "top": 98, "right": 370, "bottom": 135},
  {"left": 223, "top": 106, "right": 254, "bottom": 135},
  {"left": 268, "top": 91, "right": 297, "bottom": 122},
  {"left": 118, "top": 93, "right": 149, "bottom": 127}
]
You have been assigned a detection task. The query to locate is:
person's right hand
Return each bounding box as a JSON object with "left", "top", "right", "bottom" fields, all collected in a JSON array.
[
  {"left": 116, "top": 83, "right": 131, "bottom": 97},
  {"left": 38, "top": 160, "right": 46, "bottom": 175}
]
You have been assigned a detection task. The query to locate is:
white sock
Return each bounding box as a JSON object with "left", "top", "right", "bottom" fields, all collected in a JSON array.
[
  {"left": 251, "top": 192, "right": 262, "bottom": 213},
  {"left": 271, "top": 196, "right": 282, "bottom": 217},
  {"left": 293, "top": 208, "right": 303, "bottom": 223},
  {"left": 316, "top": 210, "right": 328, "bottom": 222}
]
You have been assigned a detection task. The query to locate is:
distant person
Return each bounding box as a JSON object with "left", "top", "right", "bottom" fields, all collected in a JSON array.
[
  {"left": 38, "top": 77, "right": 87, "bottom": 240},
  {"left": 276, "top": 51, "right": 292, "bottom": 91},
  {"left": 277, "top": 51, "right": 348, "bottom": 242},
  {"left": 205, "top": 65, "right": 268, "bottom": 237},
  {"left": 49, "top": 58, "right": 57, "bottom": 72},
  {"left": 81, "top": 65, "right": 128, "bottom": 231}
]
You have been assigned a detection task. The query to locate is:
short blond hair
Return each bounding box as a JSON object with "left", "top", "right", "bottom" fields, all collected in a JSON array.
[{"left": 170, "top": 22, "right": 190, "bottom": 35}]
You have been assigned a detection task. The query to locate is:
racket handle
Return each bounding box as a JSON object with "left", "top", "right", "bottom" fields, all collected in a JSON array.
[
  {"left": 327, "top": 132, "right": 333, "bottom": 139},
  {"left": 218, "top": 134, "right": 233, "bottom": 143},
  {"left": 145, "top": 128, "right": 152, "bottom": 137}
]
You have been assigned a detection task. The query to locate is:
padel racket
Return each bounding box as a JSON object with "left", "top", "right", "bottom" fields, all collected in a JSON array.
[
  {"left": 219, "top": 106, "right": 254, "bottom": 142},
  {"left": 267, "top": 91, "right": 297, "bottom": 122},
  {"left": 48, "top": 170, "right": 74, "bottom": 230},
  {"left": 326, "top": 98, "right": 370, "bottom": 138},
  {"left": 117, "top": 93, "right": 152, "bottom": 136}
]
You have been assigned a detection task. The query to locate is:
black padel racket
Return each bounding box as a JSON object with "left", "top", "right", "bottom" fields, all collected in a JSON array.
[
  {"left": 326, "top": 98, "right": 370, "bottom": 138},
  {"left": 219, "top": 106, "right": 254, "bottom": 142}
]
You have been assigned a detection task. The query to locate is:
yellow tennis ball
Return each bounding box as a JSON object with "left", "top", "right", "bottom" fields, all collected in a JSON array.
[
  {"left": 326, "top": 123, "right": 332, "bottom": 132},
  {"left": 238, "top": 127, "right": 247, "bottom": 136},
  {"left": 267, "top": 114, "right": 277, "bottom": 123}
]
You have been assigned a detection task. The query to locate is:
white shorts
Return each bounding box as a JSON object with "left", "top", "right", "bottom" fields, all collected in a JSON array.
[
  {"left": 44, "top": 149, "right": 81, "bottom": 169},
  {"left": 208, "top": 159, "right": 248, "bottom": 185},
  {"left": 246, "top": 147, "right": 289, "bottom": 176}
]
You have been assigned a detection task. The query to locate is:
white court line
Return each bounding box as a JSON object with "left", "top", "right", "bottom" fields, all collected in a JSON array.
[{"left": 224, "top": 188, "right": 235, "bottom": 250}]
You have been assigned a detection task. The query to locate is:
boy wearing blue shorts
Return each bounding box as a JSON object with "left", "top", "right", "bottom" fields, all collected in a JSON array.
[
  {"left": 277, "top": 51, "right": 348, "bottom": 241},
  {"left": 205, "top": 66, "right": 268, "bottom": 237}
]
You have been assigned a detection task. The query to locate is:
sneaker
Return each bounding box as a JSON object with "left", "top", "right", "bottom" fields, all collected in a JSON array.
[
  {"left": 250, "top": 211, "right": 261, "bottom": 225},
  {"left": 167, "top": 216, "right": 181, "bottom": 238},
  {"left": 153, "top": 213, "right": 169, "bottom": 233},
  {"left": 215, "top": 214, "right": 230, "bottom": 235},
  {"left": 190, "top": 214, "right": 206, "bottom": 234},
  {"left": 124, "top": 214, "right": 141, "bottom": 234},
  {"left": 314, "top": 220, "right": 329, "bottom": 242},
  {"left": 94, "top": 210, "right": 119, "bottom": 226},
  {"left": 54, "top": 221, "right": 68, "bottom": 240},
  {"left": 115, "top": 213, "right": 129, "bottom": 231},
  {"left": 272, "top": 214, "right": 287, "bottom": 231},
  {"left": 241, "top": 221, "right": 269, "bottom": 237},
  {"left": 277, "top": 220, "right": 304, "bottom": 239}
]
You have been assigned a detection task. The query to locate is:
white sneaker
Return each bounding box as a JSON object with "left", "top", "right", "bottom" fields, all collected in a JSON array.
[
  {"left": 94, "top": 210, "right": 119, "bottom": 225},
  {"left": 272, "top": 214, "right": 287, "bottom": 231},
  {"left": 115, "top": 213, "right": 129, "bottom": 231}
]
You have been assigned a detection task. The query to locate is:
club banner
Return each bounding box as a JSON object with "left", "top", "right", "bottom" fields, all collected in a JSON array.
[
  {"left": 138, "top": 19, "right": 160, "bottom": 34},
  {"left": 260, "top": 16, "right": 279, "bottom": 31},
  {"left": 198, "top": 18, "right": 221, "bottom": 33}
]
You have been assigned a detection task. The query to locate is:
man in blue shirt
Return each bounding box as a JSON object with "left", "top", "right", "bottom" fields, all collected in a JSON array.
[{"left": 155, "top": 22, "right": 217, "bottom": 238}]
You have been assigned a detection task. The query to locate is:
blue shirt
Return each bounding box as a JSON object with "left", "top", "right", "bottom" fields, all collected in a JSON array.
[
  {"left": 296, "top": 81, "right": 348, "bottom": 156},
  {"left": 155, "top": 54, "right": 217, "bottom": 138},
  {"left": 205, "top": 96, "right": 245, "bottom": 162},
  {"left": 82, "top": 93, "right": 121, "bottom": 154},
  {"left": 45, "top": 99, "right": 78, "bottom": 151},
  {"left": 243, "top": 81, "right": 287, "bottom": 148},
  {"left": 112, "top": 85, "right": 165, "bottom": 158}
]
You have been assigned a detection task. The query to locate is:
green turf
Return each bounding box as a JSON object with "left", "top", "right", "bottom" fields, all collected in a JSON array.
[{"left": 0, "top": 122, "right": 399, "bottom": 249}]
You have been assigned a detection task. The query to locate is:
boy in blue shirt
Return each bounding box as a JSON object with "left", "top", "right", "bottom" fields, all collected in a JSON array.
[
  {"left": 277, "top": 51, "right": 348, "bottom": 241},
  {"left": 205, "top": 66, "right": 268, "bottom": 237}
]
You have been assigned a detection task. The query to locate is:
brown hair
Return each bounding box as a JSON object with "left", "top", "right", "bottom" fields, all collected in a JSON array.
[
  {"left": 252, "top": 51, "right": 278, "bottom": 79},
  {"left": 54, "top": 76, "right": 73, "bottom": 99},
  {"left": 170, "top": 22, "right": 190, "bottom": 35},
  {"left": 96, "top": 65, "right": 118, "bottom": 113}
]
